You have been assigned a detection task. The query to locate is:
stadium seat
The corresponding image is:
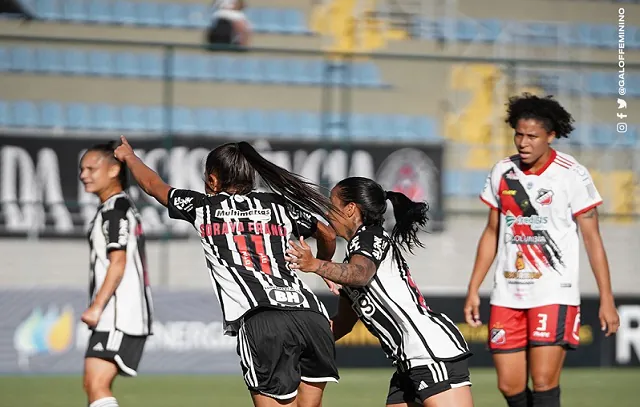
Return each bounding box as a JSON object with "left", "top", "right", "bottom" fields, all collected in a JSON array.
[
  {"left": 271, "top": 110, "right": 295, "bottom": 136},
  {"left": 298, "top": 112, "right": 320, "bottom": 138},
  {"left": 261, "top": 8, "right": 283, "bottom": 34},
  {"left": 88, "top": 51, "right": 113, "bottom": 76},
  {"left": 36, "top": 0, "right": 63, "bottom": 20},
  {"left": 10, "top": 47, "right": 35, "bottom": 72},
  {"left": 40, "top": 101, "right": 65, "bottom": 128},
  {"left": 214, "top": 56, "right": 236, "bottom": 82},
  {"left": 237, "top": 58, "right": 262, "bottom": 83},
  {"left": 194, "top": 108, "right": 222, "bottom": 134},
  {"left": 35, "top": 48, "right": 63, "bottom": 73},
  {"left": 173, "top": 107, "right": 197, "bottom": 133},
  {"left": 162, "top": 3, "right": 187, "bottom": 28},
  {"left": 263, "top": 59, "right": 288, "bottom": 84},
  {"left": 245, "top": 110, "right": 268, "bottom": 135},
  {"left": 146, "top": 106, "right": 165, "bottom": 132},
  {"left": 0, "top": 100, "right": 8, "bottom": 127},
  {"left": 10, "top": 101, "right": 38, "bottom": 128},
  {"left": 137, "top": 2, "right": 162, "bottom": 27},
  {"left": 92, "top": 103, "right": 118, "bottom": 130},
  {"left": 86, "top": 0, "right": 112, "bottom": 24},
  {"left": 112, "top": 0, "right": 136, "bottom": 26},
  {"left": 120, "top": 105, "right": 145, "bottom": 131},
  {"left": 138, "top": 53, "right": 163, "bottom": 79},
  {"left": 66, "top": 103, "right": 92, "bottom": 129},
  {"left": 184, "top": 4, "right": 208, "bottom": 29},
  {"left": 62, "top": 49, "right": 88, "bottom": 75},
  {"left": 281, "top": 9, "right": 307, "bottom": 35},
  {"left": 220, "top": 109, "right": 247, "bottom": 134},
  {"left": 114, "top": 52, "right": 140, "bottom": 77},
  {"left": 62, "top": 0, "right": 87, "bottom": 23}
]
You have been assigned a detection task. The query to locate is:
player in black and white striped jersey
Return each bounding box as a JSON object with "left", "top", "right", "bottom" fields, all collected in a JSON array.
[
  {"left": 287, "top": 177, "right": 474, "bottom": 407},
  {"left": 114, "top": 136, "right": 339, "bottom": 407},
  {"left": 80, "top": 142, "right": 153, "bottom": 407}
]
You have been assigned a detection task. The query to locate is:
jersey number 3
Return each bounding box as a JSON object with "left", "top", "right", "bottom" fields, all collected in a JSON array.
[{"left": 233, "top": 235, "right": 272, "bottom": 275}]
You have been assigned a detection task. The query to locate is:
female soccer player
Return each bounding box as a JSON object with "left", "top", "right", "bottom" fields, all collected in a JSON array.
[
  {"left": 79, "top": 142, "right": 154, "bottom": 407},
  {"left": 114, "top": 136, "right": 339, "bottom": 407},
  {"left": 463, "top": 93, "right": 620, "bottom": 407},
  {"left": 287, "top": 177, "right": 474, "bottom": 407}
]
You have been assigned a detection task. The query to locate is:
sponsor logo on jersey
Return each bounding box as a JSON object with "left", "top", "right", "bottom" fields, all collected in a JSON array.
[
  {"left": 505, "top": 215, "right": 548, "bottom": 230},
  {"left": 501, "top": 189, "right": 517, "bottom": 196},
  {"left": 536, "top": 189, "right": 554, "bottom": 206},
  {"left": 505, "top": 234, "right": 547, "bottom": 245},
  {"left": 267, "top": 287, "right": 305, "bottom": 306},
  {"left": 214, "top": 208, "right": 272, "bottom": 221}
]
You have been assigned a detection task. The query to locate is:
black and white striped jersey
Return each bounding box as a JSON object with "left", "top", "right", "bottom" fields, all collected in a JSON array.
[
  {"left": 340, "top": 225, "right": 470, "bottom": 369},
  {"left": 167, "top": 188, "right": 329, "bottom": 336},
  {"left": 88, "top": 192, "right": 154, "bottom": 336}
]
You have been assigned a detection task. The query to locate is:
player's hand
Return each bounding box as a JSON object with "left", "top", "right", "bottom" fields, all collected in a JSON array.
[
  {"left": 285, "top": 236, "right": 320, "bottom": 273},
  {"left": 464, "top": 291, "right": 482, "bottom": 327},
  {"left": 324, "top": 278, "right": 341, "bottom": 296},
  {"left": 81, "top": 305, "right": 102, "bottom": 328},
  {"left": 599, "top": 298, "right": 620, "bottom": 337},
  {"left": 114, "top": 135, "right": 135, "bottom": 162}
]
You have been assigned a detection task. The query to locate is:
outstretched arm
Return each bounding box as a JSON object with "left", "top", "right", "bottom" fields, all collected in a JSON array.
[
  {"left": 286, "top": 237, "right": 377, "bottom": 287},
  {"left": 114, "top": 136, "right": 171, "bottom": 206},
  {"left": 312, "top": 222, "right": 341, "bottom": 295}
]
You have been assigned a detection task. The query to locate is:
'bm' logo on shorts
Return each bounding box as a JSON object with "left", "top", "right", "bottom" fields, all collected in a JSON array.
[{"left": 268, "top": 287, "right": 304, "bottom": 306}]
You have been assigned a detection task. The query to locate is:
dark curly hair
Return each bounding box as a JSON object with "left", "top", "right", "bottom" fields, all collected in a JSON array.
[{"left": 505, "top": 93, "right": 575, "bottom": 138}]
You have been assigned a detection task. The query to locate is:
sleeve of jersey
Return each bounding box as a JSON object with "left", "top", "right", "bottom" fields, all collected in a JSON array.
[
  {"left": 347, "top": 229, "right": 391, "bottom": 269},
  {"left": 167, "top": 188, "right": 205, "bottom": 224},
  {"left": 287, "top": 203, "right": 318, "bottom": 238},
  {"left": 570, "top": 165, "right": 603, "bottom": 216},
  {"left": 102, "top": 209, "right": 129, "bottom": 253},
  {"left": 479, "top": 165, "right": 500, "bottom": 210}
]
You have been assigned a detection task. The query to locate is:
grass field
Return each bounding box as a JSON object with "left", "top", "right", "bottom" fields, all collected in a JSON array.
[{"left": 1, "top": 368, "right": 638, "bottom": 406}]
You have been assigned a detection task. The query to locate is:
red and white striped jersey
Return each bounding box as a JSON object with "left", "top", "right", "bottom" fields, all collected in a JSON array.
[{"left": 480, "top": 149, "right": 602, "bottom": 308}]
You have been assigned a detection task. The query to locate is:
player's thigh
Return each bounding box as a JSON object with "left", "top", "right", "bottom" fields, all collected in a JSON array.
[
  {"left": 423, "top": 385, "right": 474, "bottom": 407},
  {"left": 83, "top": 357, "right": 118, "bottom": 390},
  {"left": 296, "top": 381, "right": 327, "bottom": 407},
  {"left": 238, "top": 309, "right": 305, "bottom": 401},
  {"left": 527, "top": 305, "right": 580, "bottom": 350},
  {"left": 297, "top": 311, "right": 339, "bottom": 387},
  {"left": 528, "top": 346, "right": 566, "bottom": 391},
  {"left": 492, "top": 352, "right": 528, "bottom": 395}
]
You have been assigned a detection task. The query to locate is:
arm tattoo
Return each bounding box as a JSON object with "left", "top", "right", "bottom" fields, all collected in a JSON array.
[
  {"left": 583, "top": 208, "right": 597, "bottom": 219},
  {"left": 313, "top": 261, "right": 371, "bottom": 286}
]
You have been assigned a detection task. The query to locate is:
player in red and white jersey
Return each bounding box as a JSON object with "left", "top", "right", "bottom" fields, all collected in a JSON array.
[{"left": 463, "top": 94, "right": 620, "bottom": 407}]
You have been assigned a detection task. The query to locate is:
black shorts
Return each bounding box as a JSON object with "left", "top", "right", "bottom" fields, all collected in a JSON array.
[
  {"left": 386, "top": 358, "right": 472, "bottom": 404},
  {"left": 237, "top": 308, "right": 340, "bottom": 400},
  {"left": 85, "top": 330, "right": 147, "bottom": 377},
  {"left": 207, "top": 19, "right": 234, "bottom": 44}
]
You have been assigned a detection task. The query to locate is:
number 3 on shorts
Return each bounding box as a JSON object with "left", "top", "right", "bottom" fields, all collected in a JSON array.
[{"left": 536, "top": 313, "right": 548, "bottom": 331}]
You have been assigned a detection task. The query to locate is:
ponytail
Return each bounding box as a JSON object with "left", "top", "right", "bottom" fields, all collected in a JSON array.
[
  {"left": 385, "top": 190, "right": 429, "bottom": 253},
  {"left": 236, "top": 142, "right": 334, "bottom": 218}
]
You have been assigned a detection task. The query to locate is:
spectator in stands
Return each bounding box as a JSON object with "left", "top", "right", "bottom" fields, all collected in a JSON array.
[{"left": 205, "top": 0, "right": 251, "bottom": 47}]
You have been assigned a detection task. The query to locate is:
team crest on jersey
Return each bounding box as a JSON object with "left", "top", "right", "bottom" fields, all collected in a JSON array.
[
  {"left": 506, "top": 170, "right": 519, "bottom": 180},
  {"left": 536, "top": 189, "right": 554, "bottom": 206},
  {"left": 490, "top": 325, "right": 507, "bottom": 345}
]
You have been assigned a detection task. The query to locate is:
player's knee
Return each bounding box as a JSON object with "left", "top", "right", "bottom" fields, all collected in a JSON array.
[
  {"left": 497, "top": 380, "right": 526, "bottom": 397},
  {"left": 530, "top": 372, "right": 559, "bottom": 392}
]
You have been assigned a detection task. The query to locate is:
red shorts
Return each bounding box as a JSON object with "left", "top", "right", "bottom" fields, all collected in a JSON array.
[{"left": 488, "top": 304, "right": 581, "bottom": 353}]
